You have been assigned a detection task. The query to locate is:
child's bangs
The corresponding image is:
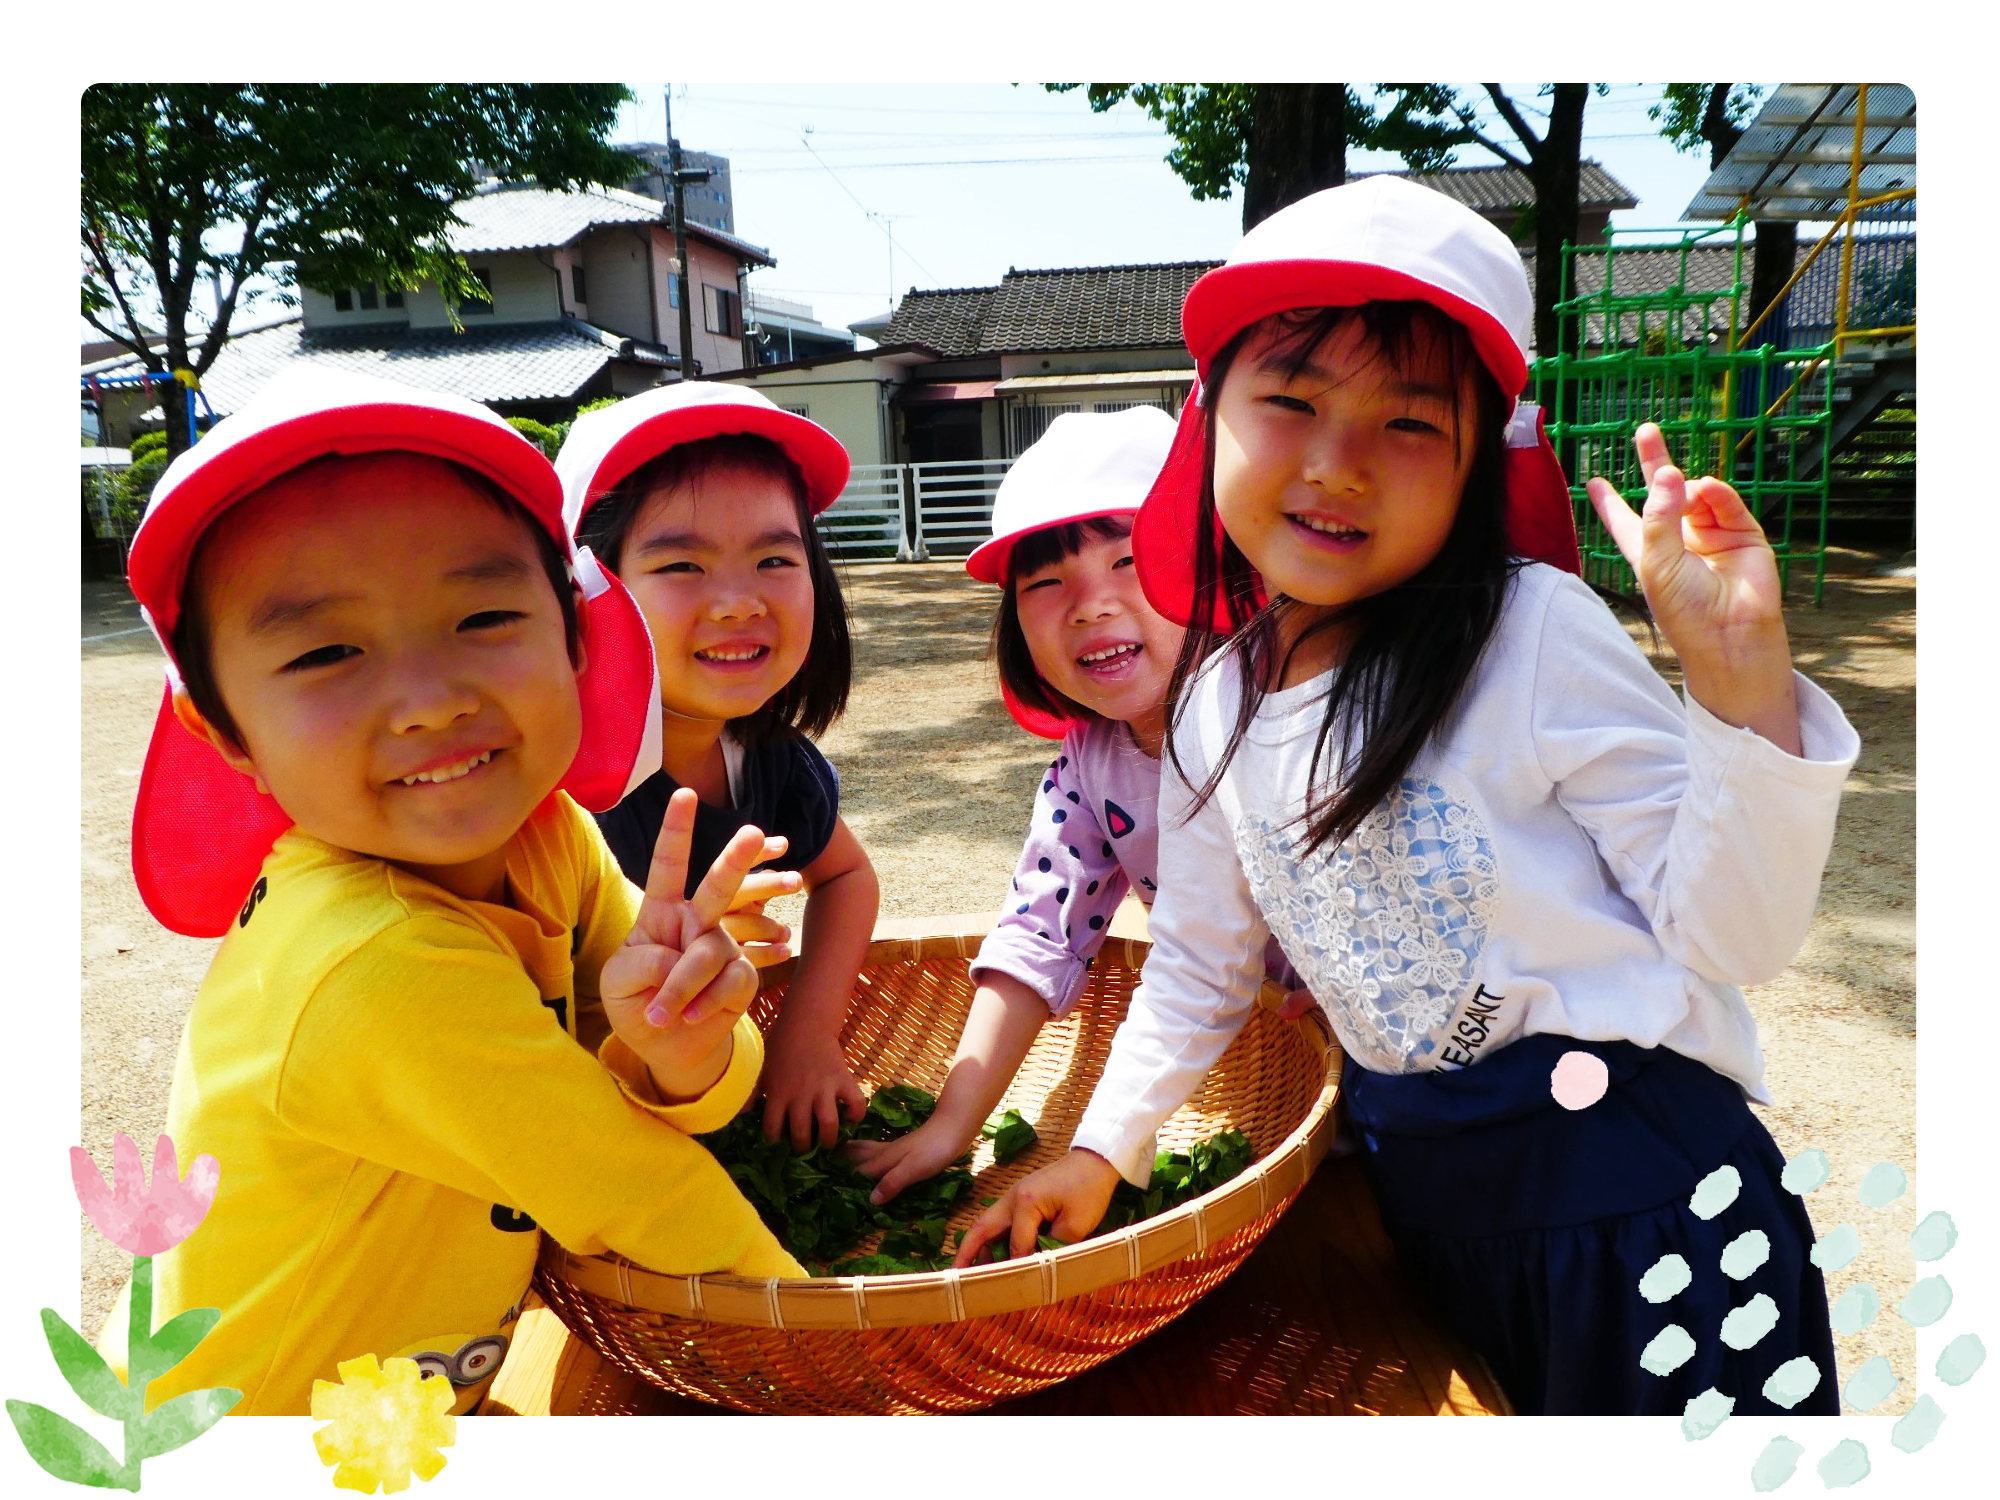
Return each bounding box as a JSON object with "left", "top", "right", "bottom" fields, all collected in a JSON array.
[
  {"left": 1006, "top": 514, "right": 1135, "bottom": 586},
  {"left": 1256, "top": 302, "right": 1480, "bottom": 396}
]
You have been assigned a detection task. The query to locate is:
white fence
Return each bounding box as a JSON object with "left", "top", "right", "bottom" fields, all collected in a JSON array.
[{"left": 813, "top": 459, "right": 1013, "bottom": 563}]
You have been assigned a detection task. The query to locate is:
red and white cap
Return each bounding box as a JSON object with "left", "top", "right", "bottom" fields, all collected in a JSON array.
[
  {"left": 965, "top": 405, "right": 1177, "bottom": 738},
  {"left": 555, "top": 380, "right": 850, "bottom": 540},
  {"left": 1133, "top": 175, "right": 1581, "bottom": 630},
  {"left": 126, "top": 367, "right": 662, "bottom": 939}
]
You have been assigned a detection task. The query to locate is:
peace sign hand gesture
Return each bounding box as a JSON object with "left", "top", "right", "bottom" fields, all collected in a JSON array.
[
  {"left": 1584, "top": 423, "right": 1803, "bottom": 755},
  {"left": 601, "top": 788, "right": 769, "bottom": 1102}
]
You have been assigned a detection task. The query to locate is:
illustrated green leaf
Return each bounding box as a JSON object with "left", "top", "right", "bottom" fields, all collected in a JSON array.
[
  {"left": 39, "top": 1308, "right": 131, "bottom": 1422},
  {"left": 131, "top": 1386, "right": 239, "bottom": 1462},
  {"left": 141, "top": 1307, "right": 221, "bottom": 1382},
  {"left": 5, "top": 1398, "right": 126, "bottom": 1488}
]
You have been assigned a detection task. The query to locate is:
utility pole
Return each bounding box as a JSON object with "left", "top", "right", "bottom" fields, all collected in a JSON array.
[{"left": 663, "top": 86, "right": 711, "bottom": 381}]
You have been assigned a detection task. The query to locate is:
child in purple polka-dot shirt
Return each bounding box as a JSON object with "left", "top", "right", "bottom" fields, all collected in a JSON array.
[{"left": 851, "top": 409, "right": 1294, "bottom": 1203}]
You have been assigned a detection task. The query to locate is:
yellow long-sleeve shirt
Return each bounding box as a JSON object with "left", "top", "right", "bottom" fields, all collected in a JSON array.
[{"left": 103, "top": 793, "right": 800, "bottom": 1415}]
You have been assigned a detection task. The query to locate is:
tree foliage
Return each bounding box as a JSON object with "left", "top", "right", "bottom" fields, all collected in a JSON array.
[
  {"left": 1651, "top": 83, "right": 1764, "bottom": 168},
  {"left": 82, "top": 85, "right": 636, "bottom": 455},
  {"left": 1047, "top": 84, "right": 1469, "bottom": 229}
]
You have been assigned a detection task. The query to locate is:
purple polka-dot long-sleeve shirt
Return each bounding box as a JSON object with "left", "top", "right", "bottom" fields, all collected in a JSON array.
[{"left": 968, "top": 722, "right": 1162, "bottom": 1017}]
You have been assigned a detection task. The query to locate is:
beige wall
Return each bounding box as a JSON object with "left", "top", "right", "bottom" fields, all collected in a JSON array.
[
  {"left": 405, "top": 252, "right": 559, "bottom": 329},
  {"left": 725, "top": 364, "right": 898, "bottom": 468},
  {"left": 297, "top": 284, "right": 409, "bottom": 328},
  {"left": 581, "top": 228, "right": 656, "bottom": 343},
  {"left": 997, "top": 346, "right": 1192, "bottom": 379}
]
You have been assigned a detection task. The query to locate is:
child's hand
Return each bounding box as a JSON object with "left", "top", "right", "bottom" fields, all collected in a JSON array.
[
  {"left": 951, "top": 1149, "right": 1122, "bottom": 1267},
  {"left": 600, "top": 788, "right": 766, "bottom": 1102},
  {"left": 722, "top": 859, "right": 803, "bottom": 969},
  {"left": 758, "top": 1029, "right": 867, "bottom": 1153},
  {"left": 847, "top": 1113, "right": 975, "bottom": 1205},
  {"left": 1585, "top": 423, "right": 1802, "bottom": 754},
  {"left": 1273, "top": 987, "right": 1318, "bottom": 1021}
]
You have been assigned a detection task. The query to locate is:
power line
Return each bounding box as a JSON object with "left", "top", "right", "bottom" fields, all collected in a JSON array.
[{"left": 796, "top": 130, "right": 947, "bottom": 292}]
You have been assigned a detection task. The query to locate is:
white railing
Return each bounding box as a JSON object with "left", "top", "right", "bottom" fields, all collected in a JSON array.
[
  {"left": 907, "top": 458, "right": 1009, "bottom": 560},
  {"left": 816, "top": 462, "right": 909, "bottom": 560},
  {"left": 810, "top": 458, "right": 1021, "bottom": 564}
]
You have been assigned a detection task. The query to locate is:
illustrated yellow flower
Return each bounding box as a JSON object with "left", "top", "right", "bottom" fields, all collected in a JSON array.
[{"left": 310, "top": 1354, "right": 455, "bottom": 1494}]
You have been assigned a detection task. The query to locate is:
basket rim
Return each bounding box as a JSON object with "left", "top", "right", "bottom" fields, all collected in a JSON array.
[{"left": 539, "top": 925, "right": 1342, "bottom": 1329}]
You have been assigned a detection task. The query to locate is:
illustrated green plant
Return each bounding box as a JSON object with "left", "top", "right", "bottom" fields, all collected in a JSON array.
[{"left": 7, "top": 1134, "right": 239, "bottom": 1490}]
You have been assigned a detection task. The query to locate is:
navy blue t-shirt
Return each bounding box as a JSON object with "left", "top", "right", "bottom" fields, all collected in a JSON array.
[{"left": 595, "top": 733, "right": 841, "bottom": 897}]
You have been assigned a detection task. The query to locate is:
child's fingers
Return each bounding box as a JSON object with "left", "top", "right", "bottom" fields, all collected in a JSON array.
[
  {"left": 810, "top": 1088, "right": 845, "bottom": 1152},
  {"left": 1584, "top": 476, "right": 1645, "bottom": 566},
  {"left": 1632, "top": 421, "right": 1672, "bottom": 489},
  {"left": 634, "top": 787, "right": 700, "bottom": 930},
  {"left": 1637, "top": 463, "right": 1695, "bottom": 580},
  {"left": 720, "top": 908, "right": 791, "bottom": 949},
  {"left": 607, "top": 942, "right": 679, "bottom": 1009},
  {"left": 684, "top": 822, "right": 775, "bottom": 933},
  {"left": 646, "top": 928, "right": 752, "bottom": 1027},
  {"left": 836, "top": 1075, "right": 869, "bottom": 1122},
  {"left": 953, "top": 1195, "right": 1014, "bottom": 1267},
  {"left": 730, "top": 862, "right": 800, "bottom": 913},
  {"left": 1273, "top": 987, "right": 1318, "bottom": 1021}
]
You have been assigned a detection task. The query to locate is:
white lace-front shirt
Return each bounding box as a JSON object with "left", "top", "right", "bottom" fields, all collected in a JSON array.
[{"left": 1072, "top": 564, "right": 1862, "bottom": 1186}]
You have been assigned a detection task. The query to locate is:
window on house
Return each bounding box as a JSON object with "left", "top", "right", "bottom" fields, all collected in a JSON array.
[
  {"left": 570, "top": 264, "right": 587, "bottom": 304},
  {"left": 462, "top": 268, "right": 493, "bottom": 315},
  {"left": 668, "top": 276, "right": 679, "bottom": 309},
  {"left": 358, "top": 284, "right": 378, "bottom": 311},
  {"left": 779, "top": 403, "right": 810, "bottom": 419},
  {"left": 385, "top": 288, "right": 404, "bottom": 309},
  {"left": 703, "top": 284, "right": 741, "bottom": 338},
  {"left": 1009, "top": 402, "right": 1082, "bottom": 457},
  {"left": 333, "top": 288, "right": 353, "bottom": 312}
]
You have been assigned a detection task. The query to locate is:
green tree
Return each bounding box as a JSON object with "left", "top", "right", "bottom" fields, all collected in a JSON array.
[
  {"left": 1046, "top": 84, "right": 1468, "bottom": 230},
  {"left": 82, "top": 85, "right": 636, "bottom": 458},
  {"left": 1650, "top": 84, "right": 1793, "bottom": 344},
  {"left": 1424, "top": 84, "right": 1597, "bottom": 367}
]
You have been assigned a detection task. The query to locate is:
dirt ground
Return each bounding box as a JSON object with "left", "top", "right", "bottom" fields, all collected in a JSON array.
[{"left": 79, "top": 546, "right": 1915, "bottom": 1407}]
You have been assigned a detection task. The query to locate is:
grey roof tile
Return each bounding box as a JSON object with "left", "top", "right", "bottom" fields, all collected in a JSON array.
[
  {"left": 80, "top": 314, "right": 650, "bottom": 415},
  {"left": 451, "top": 182, "right": 774, "bottom": 265},
  {"left": 1361, "top": 160, "right": 1639, "bottom": 213}
]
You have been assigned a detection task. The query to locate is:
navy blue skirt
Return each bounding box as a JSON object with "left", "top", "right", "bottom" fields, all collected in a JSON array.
[{"left": 1341, "top": 1034, "right": 1838, "bottom": 1417}]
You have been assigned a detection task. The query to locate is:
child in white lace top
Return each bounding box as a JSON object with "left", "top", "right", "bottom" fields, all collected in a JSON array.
[{"left": 958, "top": 178, "right": 1857, "bottom": 1418}]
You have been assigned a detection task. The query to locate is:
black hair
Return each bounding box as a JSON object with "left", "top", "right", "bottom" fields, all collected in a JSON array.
[
  {"left": 1165, "top": 301, "right": 1517, "bottom": 859},
  {"left": 574, "top": 432, "right": 852, "bottom": 741},
  {"left": 175, "top": 454, "right": 581, "bottom": 753},
  {"left": 991, "top": 515, "right": 1136, "bottom": 727}
]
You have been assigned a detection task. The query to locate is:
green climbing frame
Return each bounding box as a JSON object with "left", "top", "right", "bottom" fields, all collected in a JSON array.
[{"left": 1530, "top": 217, "right": 1835, "bottom": 604}]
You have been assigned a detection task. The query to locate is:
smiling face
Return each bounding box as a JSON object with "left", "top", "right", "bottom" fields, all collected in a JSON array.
[
  {"left": 1011, "top": 522, "right": 1184, "bottom": 756},
  {"left": 1212, "top": 313, "right": 1479, "bottom": 668},
  {"left": 611, "top": 458, "right": 816, "bottom": 732},
  {"left": 186, "top": 454, "right": 584, "bottom": 902}
]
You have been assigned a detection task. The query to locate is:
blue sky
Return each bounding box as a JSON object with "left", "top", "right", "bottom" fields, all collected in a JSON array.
[{"left": 612, "top": 82, "right": 1768, "bottom": 335}]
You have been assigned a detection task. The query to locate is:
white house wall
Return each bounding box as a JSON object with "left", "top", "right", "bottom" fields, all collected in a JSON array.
[
  {"left": 405, "top": 252, "right": 560, "bottom": 329},
  {"left": 735, "top": 374, "right": 893, "bottom": 469}
]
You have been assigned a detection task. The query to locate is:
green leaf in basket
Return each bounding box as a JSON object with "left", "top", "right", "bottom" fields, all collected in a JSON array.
[
  {"left": 1034, "top": 1235, "right": 1066, "bottom": 1252},
  {"left": 980, "top": 1109, "right": 1039, "bottom": 1165}
]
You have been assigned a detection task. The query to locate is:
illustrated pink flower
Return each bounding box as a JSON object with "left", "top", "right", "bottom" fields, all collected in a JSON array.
[{"left": 70, "top": 1132, "right": 219, "bottom": 1257}]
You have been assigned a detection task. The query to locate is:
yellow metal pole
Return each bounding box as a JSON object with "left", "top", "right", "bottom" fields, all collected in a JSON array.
[{"left": 1834, "top": 84, "right": 1870, "bottom": 352}]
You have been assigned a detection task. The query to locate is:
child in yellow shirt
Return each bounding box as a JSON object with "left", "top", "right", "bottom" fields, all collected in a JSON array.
[{"left": 106, "top": 369, "right": 803, "bottom": 1416}]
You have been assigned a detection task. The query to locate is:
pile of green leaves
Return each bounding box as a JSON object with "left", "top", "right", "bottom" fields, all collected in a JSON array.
[
  {"left": 1091, "top": 1129, "right": 1255, "bottom": 1235},
  {"left": 698, "top": 1084, "right": 976, "bottom": 1276},
  {"left": 701, "top": 1087, "right": 1254, "bottom": 1276}
]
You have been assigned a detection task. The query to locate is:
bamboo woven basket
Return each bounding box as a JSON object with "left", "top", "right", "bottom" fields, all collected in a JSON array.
[{"left": 536, "top": 923, "right": 1342, "bottom": 1414}]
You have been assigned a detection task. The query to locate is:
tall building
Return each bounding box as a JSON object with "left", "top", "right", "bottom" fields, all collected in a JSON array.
[{"left": 618, "top": 142, "right": 734, "bottom": 234}]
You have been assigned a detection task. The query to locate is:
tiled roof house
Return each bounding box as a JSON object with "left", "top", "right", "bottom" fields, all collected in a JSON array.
[{"left": 83, "top": 181, "right": 779, "bottom": 444}]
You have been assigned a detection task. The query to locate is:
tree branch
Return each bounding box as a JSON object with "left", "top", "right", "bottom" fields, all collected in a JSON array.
[
  {"left": 83, "top": 229, "right": 158, "bottom": 365},
  {"left": 81, "top": 304, "right": 159, "bottom": 367},
  {"left": 1481, "top": 85, "right": 1546, "bottom": 162}
]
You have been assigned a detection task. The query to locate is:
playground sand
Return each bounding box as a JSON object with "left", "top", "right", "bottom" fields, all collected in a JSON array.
[{"left": 79, "top": 549, "right": 1917, "bottom": 1410}]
